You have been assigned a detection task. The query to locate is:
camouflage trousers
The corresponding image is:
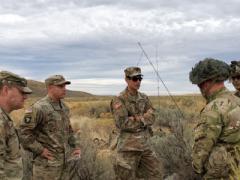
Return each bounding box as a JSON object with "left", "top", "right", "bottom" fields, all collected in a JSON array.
[
  {"left": 114, "top": 149, "right": 162, "bottom": 180},
  {"left": 33, "top": 163, "right": 65, "bottom": 180},
  {"left": 202, "top": 146, "right": 238, "bottom": 180},
  {"left": 33, "top": 159, "right": 91, "bottom": 180},
  {"left": 22, "top": 149, "right": 33, "bottom": 180},
  {"left": 4, "top": 159, "right": 23, "bottom": 180}
]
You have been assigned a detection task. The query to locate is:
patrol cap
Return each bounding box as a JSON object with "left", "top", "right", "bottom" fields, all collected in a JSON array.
[
  {"left": 45, "top": 75, "right": 71, "bottom": 86},
  {"left": 124, "top": 67, "right": 143, "bottom": 78},
  {"left": 0, "top": 71, "right": 32, "bottom": 94}
]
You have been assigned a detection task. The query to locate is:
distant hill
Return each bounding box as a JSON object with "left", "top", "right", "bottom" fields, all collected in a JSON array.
[{"left": 27, "top": 80, "right": 93, "bottom": 97}]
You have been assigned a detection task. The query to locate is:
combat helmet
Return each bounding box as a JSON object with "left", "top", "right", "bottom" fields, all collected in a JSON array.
[
  {"left": 189, "top": 58, "right": 230, "bottom": 84},
  {"left": 230, "top": 61, "right": 240, "bottom": 77}
]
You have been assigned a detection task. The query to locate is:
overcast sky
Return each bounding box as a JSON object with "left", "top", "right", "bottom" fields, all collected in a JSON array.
[{"left": 0, "top": 0, "right": 239, "bottom": 95}]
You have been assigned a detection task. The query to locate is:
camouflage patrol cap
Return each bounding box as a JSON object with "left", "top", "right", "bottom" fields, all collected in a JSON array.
[
  {"left": 230, "top": 61, "right": 240, "bottom": 77},
  {"left": 189, "top": 58, "right": 230, "bottom": 84},
  {"left": 45, "top": 75, "right": 71, "bottom": 86},
  {"left": 0, "top": 71, "right": 32, "bottom": 94},
  {"left": 124, "top": 67, "right": 143, "bottom": 78}
]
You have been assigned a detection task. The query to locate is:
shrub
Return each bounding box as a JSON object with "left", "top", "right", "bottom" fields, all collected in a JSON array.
[{"left": 152, "top": 107, "right": 199, "bottom": 179}]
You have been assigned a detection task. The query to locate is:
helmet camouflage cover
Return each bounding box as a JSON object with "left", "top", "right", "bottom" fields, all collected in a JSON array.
[
  {"left": 189, "top": 58, "right": 230, "bottom": 84},
  {"left": 230, "top": 61, "right": 240, "bottom": 77}
]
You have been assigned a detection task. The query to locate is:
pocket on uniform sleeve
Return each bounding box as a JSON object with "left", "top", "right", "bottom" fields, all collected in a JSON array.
[{"left": 204, "top": 146, "right": 231, "bottom": 178}]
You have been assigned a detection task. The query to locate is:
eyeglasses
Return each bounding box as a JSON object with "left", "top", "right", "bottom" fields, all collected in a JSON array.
[{"left": 128, "top": 76, "right": 143, "bottom": 82}]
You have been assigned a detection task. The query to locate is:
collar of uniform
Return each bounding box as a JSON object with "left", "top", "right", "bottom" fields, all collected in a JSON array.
[
  {"left": 0, "top": 107, "right": 12, "bottom": 122},
  {"left": 124, "top": 87, "right": 144, "bottom": 102},
  {"left": 206, "top": 87, "right": 228, "bottom": 103},
  {"left": 45, "top": 95, "right": 63, "bottom": 110}
]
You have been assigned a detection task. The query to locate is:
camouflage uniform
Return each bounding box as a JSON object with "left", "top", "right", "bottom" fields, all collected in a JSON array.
[
  {"left": 0, "top": 108, "right": 23, "bottom": 180},
  {"left": 230, "top": 61, "right": 240, "bottom": 98},
  {"left": 190, "top": 58, "right": 240, "bottom": 179},
  {"left": 21, "top": 149, "right": 33, "bottom": 180},
  {"left": 19, "top": 75, "right": 79, "bottom": 180},
  {"left": 0, "top": 71, "right": 32, "bottom": 180},
  {"left": 110, "top": 67, "right": 161, "bottom": 180}
]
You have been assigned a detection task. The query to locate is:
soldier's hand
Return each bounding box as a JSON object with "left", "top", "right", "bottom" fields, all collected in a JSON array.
[
  {"left": 72, "top": 148, "right": 81, "bottom": 159},
  {"left": 41, "top": 148, "right": 53, "bottom": 160},
  {"left": 134, "top": 115, "right": 143, "bottom": 122},
  {"left": 128, "top": 116, "right": 135, "bottom": 121},
  {"left": 129, "top": 115, "right": 143, "bottom": 122}
]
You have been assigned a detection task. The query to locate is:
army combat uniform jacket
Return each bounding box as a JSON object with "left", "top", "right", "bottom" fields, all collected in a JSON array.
[
  {"left": 192, "top": 88, "right": 240, "bottom": 179},
  {"left": 20, "top": 96, "right": 79, "bottom": 167},
  {"left": 0, "top": 108, "right": 22, "bottom": 180},
  {"left": 111, "top": 88, "right": 155, "bottom": 151}
]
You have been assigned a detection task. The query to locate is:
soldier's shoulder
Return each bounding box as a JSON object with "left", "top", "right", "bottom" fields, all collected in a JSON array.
[
  {"left": 112, "top": 90, "right": 126, "bottom": 101},
  {"left": 110, "top": 91, "right": 126, "bottom": 111},
  {"left": 204, "top": 96, "right": 234, "bottom": 114},
  {"left": 111, "top": 94, "right": 123, "bottom": 104},
  {"left": 61, "top": 100, "right": 70, "bottom": 111},
  {"left": 119, "top": 89, "right": 127, "bottom": 97},
  {"left": 32, "top": 97, "right": 50, "bottom": 111},
  {"left": 138, "top": 91, "right": 149, "bottom": 98},
  {"left": 35, "top": 96, "right": 49, "bottom": 104}
]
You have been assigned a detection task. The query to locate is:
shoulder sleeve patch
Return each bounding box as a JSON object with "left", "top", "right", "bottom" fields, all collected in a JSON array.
[
  {"left": 113, "top": 102, "right": 122, "bottom": 110},
  {"left": 23, "top": 107, "right": 33, "bottom": 124}
]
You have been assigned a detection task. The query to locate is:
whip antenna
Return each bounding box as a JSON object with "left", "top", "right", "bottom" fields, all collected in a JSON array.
[{"left": 137, "top": 42, "right": 184, "bottom": 118}]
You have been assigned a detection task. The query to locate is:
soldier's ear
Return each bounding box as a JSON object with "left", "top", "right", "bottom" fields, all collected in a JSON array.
[
  {"left": 125, "top": 77, "right": 129, "bottom": 84},
  {"left": 1, "top": 85, "right": 10, "bottom": 96},
  {"left": 46, "top": 85, "right": 53, "bottom": 91}
]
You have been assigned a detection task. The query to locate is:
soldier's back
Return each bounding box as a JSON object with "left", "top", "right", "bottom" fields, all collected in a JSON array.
[{"left": 199, "top": 89, "right": 240, "bottom": 179}]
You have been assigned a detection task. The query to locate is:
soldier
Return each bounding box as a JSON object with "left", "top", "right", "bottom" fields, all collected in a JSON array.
[
  {"left": 19, "top": 75, "right": 81, "bottom": 180},
  {"left": 0, "top": 71, "right": 32, "bottom": 179},
  {"left": 189, "top": 58, "right": 240, "bottom": 179},
  {"left": 230, "top": 61, "right": 240, "bottom": 97},
  {"left": 110, "top": 67, "right": 162, "bottom": 180}
]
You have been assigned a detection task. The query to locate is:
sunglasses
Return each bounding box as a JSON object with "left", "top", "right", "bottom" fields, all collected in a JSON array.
[{"left": 128, "top": 76, "right": 143, "bottom": 82}]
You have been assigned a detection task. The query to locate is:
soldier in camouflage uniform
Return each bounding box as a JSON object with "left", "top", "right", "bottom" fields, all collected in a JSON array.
[
  {"left": 110, "top": 67, "right": 162, "bottom": 180},
  {"left": 189, "top": 58, "right": 240, "bottom": 179},
  {"left": 0, "top": 71, "right": 32, "bottom": 180},
  {"left": 230, "top": 61, "right": 240, "bottom": 97},
  {"left": 19, "top": 75, "right": 81, "bottom": 180}
]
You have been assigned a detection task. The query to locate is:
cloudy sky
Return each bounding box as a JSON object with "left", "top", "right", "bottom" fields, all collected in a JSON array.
[{"left": 0, "top": 0, "right": 239, "bottom": 95}]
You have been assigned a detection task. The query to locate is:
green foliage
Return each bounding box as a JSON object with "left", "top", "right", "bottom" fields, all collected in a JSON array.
[
  {"left": 76, "top": 122, "right": 115, "bottom": 180},
  {"left": 152, "top": 107, "right": 199, "bottom": 179}
]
